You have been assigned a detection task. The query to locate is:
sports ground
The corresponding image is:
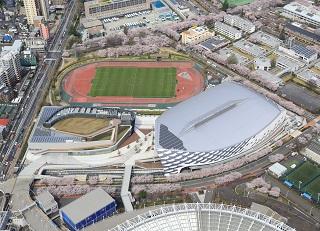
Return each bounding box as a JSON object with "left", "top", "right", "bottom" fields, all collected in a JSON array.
[
  {"left": 225, "top": 0, "right": 253, "bottom": 6},
  {"left": 62, "top": 61, "right": 204, "bottom": 107},
  {"left": 89, "top": 67, "right": 176, "bottom": 98},
  {"left": 284, "top": 161, "right": 320, "bottom": 201}
]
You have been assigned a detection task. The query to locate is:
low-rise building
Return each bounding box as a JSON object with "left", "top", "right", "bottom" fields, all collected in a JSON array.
[
  {"left": 253, "top": 69, "right": 284, "bottom": 86},
  {"left": 84, "top": 0, "right": 152, "bottom": 20},
  {"left": 224, "top": 14, "right": 255, "bottom": 33},
  {"left": 214, "top": 21, "right": 242, "bottom": 40},
  {"left": 282, "top": 2, "right": 320, "bottom": 27},
  {"left": 233, "top": 40, "right": 266, "bottom": 57},
  {"left": 279, "top": 42, "right": 318, "bottom": 63},
  {"left": 285, "top": 22, "right": 320, "bottom": 45},
  {"left": 181, "top": 26, "right": 214, "bottom": 45},
  {"left": 301, "top": 137, "right": 320, "bottom": 164},
  {"left": 199, "top": 35, "right": 230, "bottom": 51},
  {"left": 268, "top": 162, "right": 287, "bottom": 178},
  {"left": 254, "top": 57, "right": 271, "bottom": 71},
  {"left": 296, "top": 70, "right": 320, "bottom": 87},
  {"left": 35, "top": 191, "right": 58, "bottom": 215},
  {"left": 249, "top": 31, "right": 281, "bottom": 48},
  {"left": 25, "top": 37, "right": 46, "bottom": 53},
  {"left": 275, "top": 53, "right": 305, "bottom": 71},
  {"left": 60, "top": 188, "right": 117, "bottom": 231}
]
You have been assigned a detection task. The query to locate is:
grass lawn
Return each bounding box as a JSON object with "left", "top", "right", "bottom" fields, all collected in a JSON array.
[
  {"left": 303, "top": 176, "right": 320, "bottom": 201},
  {"left": 285, "top": 161, "right": 320, "bottom": 189},
  {"left": 53, "top": 117, "right": 109, "bottom": 135},
  {"left": 226, "top": 0, "right": 254, "bottom": 6},
  {"left": 89, "top": 67, "right": 177, "bottom": 98}
]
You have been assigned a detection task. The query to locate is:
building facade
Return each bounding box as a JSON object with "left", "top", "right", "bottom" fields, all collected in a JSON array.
[
  {"left": 60, "top": 188, "right": 116, "bottom": 231},
  {"left": 214, "top": 21, "right": 242, "bottom": 40},
  {"left": 35, "top": 191, "right": 58, "bottom": 215},
  {"left": 282, "top": 2, "right": 320, "bottom": 27},
  {"left": 181, "top": 26, "right": 214, "bottom": 45},
  {"left": 84, "top": 0, "right": 152, "bottom": 20},
  {"left": 0, "top": 50, "right": 21, "bottom": 88},
  {"left": 23, "top": 0, "right": 38, "bottom": 24},
  {"left": 224, "top": 14, "right": 255, "bottom": 33}
]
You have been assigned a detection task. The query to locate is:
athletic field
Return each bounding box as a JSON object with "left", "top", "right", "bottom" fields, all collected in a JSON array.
[
  {"left": 303, "top": 177, "right": 320, "bottom": 201},
  {"left": 225, "top": 0, "right": 253, "bottom": 6},
  {"left": 285, "top": 161, "right": 320, "bottom": 189},
  {"left": 89, "top": 67, "right": 177, "bottom": 98}
]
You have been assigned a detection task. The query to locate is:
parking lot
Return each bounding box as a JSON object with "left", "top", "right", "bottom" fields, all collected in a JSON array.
[{"left": 102, "top": 8, "right": 181, "bottom": 32}]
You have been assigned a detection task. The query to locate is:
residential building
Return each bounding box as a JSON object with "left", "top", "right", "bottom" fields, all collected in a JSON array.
[
  {"left": 40, "top": 23, "right": 50, "bottom": 40},
  {"left": 0, "top": 50, "right": 21, "bottom": 88},
  {"left": 224, "top": 14, "right": 255, "bottom": 33},
  {"left": 84, "top": 0, "right": 152, "bottom": 20},
  {"left": 23, "top": 0, "right": 48, "bottom": 24},
  {"left": 254, "top": 57, "right": 271, "bottom": 71},
  {"left": 282, "top": 2, "right": 320, "bottom": 27},
  {"left": 35, "top": 191, "right": 58, "bottom": 215},
  {"left": 214, "top": 21, "right": 242, "bottom": 40},
  {"left": 25, "top": 37, "right": 46, "bottom": 53},
  {"left": 181, "top": 26, "right": 214, "bottom": 45},
  {"left": 60, "top": 188, "right": 117, "bottom": 231},
  {"left": 23, "top": 0, "right": 38, "bottom": 24}
]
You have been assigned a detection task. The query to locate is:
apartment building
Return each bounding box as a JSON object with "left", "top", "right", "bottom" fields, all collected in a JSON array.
[
  {"left": 181, "top": 26, "right": 214, "bottom": 45},
  {"left": 0, "top": 51, "right": 21, "bottom": 88},
  {"left": 214, "top": 21, "right": 242, "bottom": 40},
  {"left": 23, "top": 0, "right": 49, "bottom": 24},
  {"left": 224, "top": 14, "right": 255, "bottom": 33}
]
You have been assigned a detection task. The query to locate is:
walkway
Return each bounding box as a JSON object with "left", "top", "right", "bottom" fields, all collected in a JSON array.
[{"left": 121, "top": 165, "right": 134, "bottom": 212}]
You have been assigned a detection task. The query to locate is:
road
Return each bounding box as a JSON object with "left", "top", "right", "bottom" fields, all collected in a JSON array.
[{"left": 0, "top": 0, "right": 77, "bottom": 180}]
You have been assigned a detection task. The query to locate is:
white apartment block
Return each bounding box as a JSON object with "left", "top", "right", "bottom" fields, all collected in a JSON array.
[
  {"left": 181, "top": 26, "right": 214, "bottom": 45},
  {"left": 214, "top": 21, "right": 242, "bottom": 40},
  {"left": 282, "top": 2, "right": 320, "bottom": 27},
  {"left": 84, "top": 0, "right": 152, "bottom": 20},
  {"left": 0, "top": 50, "right": 21, "bottom": 87},
  {"left": 224, "top": 14, "right": 255, "bottom": 33}
]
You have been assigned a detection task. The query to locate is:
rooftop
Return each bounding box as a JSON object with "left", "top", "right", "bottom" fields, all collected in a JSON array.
[
  {"left": 155, "top": 82, "right": 282, "bottom": 152},
  {"left": 35, "top": 191, "right": 57, "bottom": 210},
  {"left": 215, "top": 21, "right": 242, "bottom": 35},
  {"left": 249, "top": 31, "right": 281, "bottom": 48},
  {"left": 286, "top": 23, "right": 320, "bottom": 42},
  {"left": 290, "top": 43, "right": 317, "bottom": 59},
  {"left": 60, "top": 188, "right": 115, "bottom": 224},
  {"left": 233, "top": 40, "right": 266, "bottom": 57},
  {"left": 283, "top": 2, "right": 320, "bottom": 23}
]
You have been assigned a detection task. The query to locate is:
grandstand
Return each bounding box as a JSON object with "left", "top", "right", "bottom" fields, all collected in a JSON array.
[
  {"left": 28, "top": 106, "right": 135, "bottom": 155},
  {"left": 155, "top": 82, "right": 287, "bottom": 174},
  {"left": 108, "top": 203, "right": 294, "bottom": 231}
]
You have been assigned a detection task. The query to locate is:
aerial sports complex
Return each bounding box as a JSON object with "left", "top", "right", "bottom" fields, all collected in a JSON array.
[
  {"left": 155, "top": 82, "right": 287, "bottom": 174},
  {"left": 60, "top": 61, "right": 204, "bottom": 108}
]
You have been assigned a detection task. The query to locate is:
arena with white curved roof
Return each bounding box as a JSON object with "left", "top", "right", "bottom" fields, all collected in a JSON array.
[
  {"left": 108, "top": 203, "right": 294, "bottom": 231},
  {"left": 155, "top": 82, "right": 287, "bottom": 174}
]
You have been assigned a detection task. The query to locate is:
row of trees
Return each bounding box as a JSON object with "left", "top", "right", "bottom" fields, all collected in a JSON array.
[
  {"left": 131, "top": 175, "right": 154, "bottom": 184},
  {"left": 268, "top": 153, "right": 285, "bottom": 163},
  {"left": 167, "top": 147, "right": 272, "bottom": 182},
  {"left": 131, "top": 183, "right": 181, "bottom": 195},
  {"left": 246, "top": 177, "right": 281, "bottom": 197}
]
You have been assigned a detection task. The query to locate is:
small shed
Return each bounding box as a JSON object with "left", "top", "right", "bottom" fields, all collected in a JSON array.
[{"left": 268, "top": 162, "right": 287, "bottom": 178}]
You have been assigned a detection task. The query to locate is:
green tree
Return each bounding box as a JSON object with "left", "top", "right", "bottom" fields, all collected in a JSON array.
[
  {"left": 222, "top": 0, "right": 229, "bottom": 11},
  {"left": 138, "top": 190, "right": 147, "bottom": 199},
  {"left": 271, "top": 57, "right": 276, "bottom": 68},
  {"left": 227, "top": 54, "right": 238, "bottom": 64}
]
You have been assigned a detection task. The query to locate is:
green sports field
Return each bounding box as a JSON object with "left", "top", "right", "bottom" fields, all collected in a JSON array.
[
  {"left": 303, "top": 176, "right": 320, "bottom": 201},
  {"left": 285, "top": 161, "right": 320, "bottom": 189},
  {"left": 223, "top": 0, "right": 254, "bottom": 6},
  {"left": 89, "top": 67, "right": 177, "bottom": 98}
]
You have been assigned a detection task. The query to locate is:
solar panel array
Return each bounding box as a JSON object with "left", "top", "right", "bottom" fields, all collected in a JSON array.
[
  {"left": 109, "top": 203, "right": 295, "bottom": 231},
  {"left": 291, "top": 43, "right": 317, "bottom": 59}
]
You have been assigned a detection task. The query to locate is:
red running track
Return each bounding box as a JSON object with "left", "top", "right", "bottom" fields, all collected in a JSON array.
[{"left": 63, "top": 61, "right": 204, "bottom": 106}]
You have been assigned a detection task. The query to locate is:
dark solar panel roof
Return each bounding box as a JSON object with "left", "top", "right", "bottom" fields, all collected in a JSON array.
[
  {"left": 286, "top": 23, "right": 320, "bottom": 42},
  {"left": 159, "top": 124, "right": 186, "bottom": 150},
  {"left": 291, "top": 43, "right": 317, "bottom": 58}
]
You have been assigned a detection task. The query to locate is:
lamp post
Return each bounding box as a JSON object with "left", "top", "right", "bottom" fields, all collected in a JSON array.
[
  {"left": 318, "top": 193, "right": 320, "bottom": 203},
  {"left": 298, "top": 181, "right": 302, "bottom": 190}
]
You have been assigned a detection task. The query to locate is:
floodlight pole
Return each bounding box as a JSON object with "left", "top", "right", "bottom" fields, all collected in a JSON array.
[{"left": 298, "top": 181, "right": 302, "bottom": 190}]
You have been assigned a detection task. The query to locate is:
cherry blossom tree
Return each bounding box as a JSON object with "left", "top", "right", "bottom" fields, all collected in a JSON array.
[
  {"left": 268, "top": 153, "right": 285, "bottom": 163},
  {"left": 268, "top": 186, "right": 281, "bottom": 197}
]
